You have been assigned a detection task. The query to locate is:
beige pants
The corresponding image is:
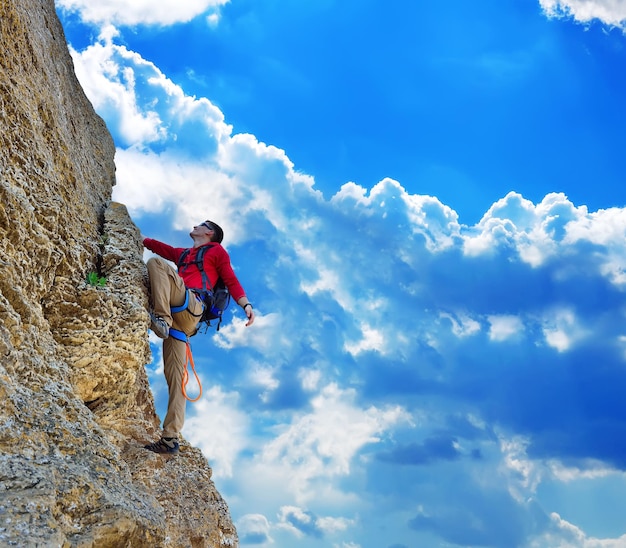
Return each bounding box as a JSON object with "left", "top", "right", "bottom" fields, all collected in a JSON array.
[{"left": 147, "top": 257, "right": 204, "bottom": 438}]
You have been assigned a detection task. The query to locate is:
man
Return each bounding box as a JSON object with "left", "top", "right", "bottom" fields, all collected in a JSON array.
[{"left": 142, "top": 220, "right": 255, "bottom": 454}]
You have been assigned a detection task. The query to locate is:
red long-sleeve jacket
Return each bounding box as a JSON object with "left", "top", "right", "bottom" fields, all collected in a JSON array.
[{"left": 143, "top": 238, "right": 247, "bottom": 302}]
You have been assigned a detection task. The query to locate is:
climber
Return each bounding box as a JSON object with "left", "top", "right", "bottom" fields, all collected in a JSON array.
[{"left": 142, "top": 220, "right": 255, "bottom": 455}]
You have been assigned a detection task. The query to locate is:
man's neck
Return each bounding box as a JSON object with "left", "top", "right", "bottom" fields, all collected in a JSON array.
[{"left": 192, "top": 236, "right": 212, "bottom": 248}]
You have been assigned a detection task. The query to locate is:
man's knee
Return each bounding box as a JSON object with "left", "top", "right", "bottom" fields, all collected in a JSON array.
[
  {"left": 147, "top": 257, "right": 165, "bottom": 269},
  {"left": 147, "top": 257, "right": 169, "bottom": 278}
]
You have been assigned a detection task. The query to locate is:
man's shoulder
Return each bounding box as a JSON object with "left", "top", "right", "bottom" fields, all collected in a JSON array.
[
  {"left": 197, "top": 242, "right": 224, "bottom": 250},
  {"left": 197, "top": 242, "right": 227, "bottom": 257}
]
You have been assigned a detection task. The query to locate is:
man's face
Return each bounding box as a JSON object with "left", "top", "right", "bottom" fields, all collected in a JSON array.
[{"left": 190, "top": 222, "right": 214, "bottom": 240}]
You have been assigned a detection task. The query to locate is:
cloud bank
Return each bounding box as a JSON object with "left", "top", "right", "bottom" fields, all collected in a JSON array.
[
  {"left": 56, "top": 0, "right": 229, "bottom": 26},
  {"left": 540, "top": 0, "right": 626, "bottom": 27}
]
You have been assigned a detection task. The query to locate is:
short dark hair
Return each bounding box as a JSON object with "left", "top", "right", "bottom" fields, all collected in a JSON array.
[{"left": 206, "top": 220, "right": 224, "bottom": 243}]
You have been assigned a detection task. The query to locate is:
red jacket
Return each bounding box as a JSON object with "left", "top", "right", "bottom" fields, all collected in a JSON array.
[{"left": 144, "top": 238, "right": 246, "bottom": 302}]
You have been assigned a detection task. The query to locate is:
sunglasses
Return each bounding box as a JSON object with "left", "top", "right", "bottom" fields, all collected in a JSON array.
[{"left": 200, "top": 222, "right": 214, "bottom": 232}]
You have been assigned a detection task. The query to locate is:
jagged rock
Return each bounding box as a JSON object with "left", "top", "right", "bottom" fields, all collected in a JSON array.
[{"left": 0, "top": 1, "right": 237, "bottom": 546}]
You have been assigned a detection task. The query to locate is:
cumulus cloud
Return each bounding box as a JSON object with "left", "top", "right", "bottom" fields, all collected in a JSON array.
[
  {"left": 275, "top": 505, "right": 355, "bottom": 539},
  {"left": 259, "top": 384, "right": 411, "bottom": 500},
  {"left": 276, "top": 506, "right": 324, "bottom": 539},
  {"left": 183, "top": 385, "right": 249, "bottom": 477},
  {"left": 68, "top": 31, "right": 229, "bottom": 151},
  {"left": 488, "top": 314, "right": 524, "bottom": 342},
  {"left": 56, "top": 0, "right": 229, "bottom": 26},
  {"left": 236, "top": 513, "right": 272, "bottom": 545},
  {"left": 69, "top": 38, "right": 167, "bottom": 145},
  {"left": 539, "top": 0, "right": 626, "bottom": 27},
  {"left": 541, "top": 307, "right": 588, "bottom": 352},
  {"left": 532, "top": 512, "right": 626, "bottom": 547}
]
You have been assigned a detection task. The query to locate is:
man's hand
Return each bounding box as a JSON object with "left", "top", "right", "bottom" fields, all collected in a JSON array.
[
  {"left": 245, "top": 306, "right": 255, "bottom": 327},
  {"left": 239, "top": 300, "right": 255, "bottom": 326}
]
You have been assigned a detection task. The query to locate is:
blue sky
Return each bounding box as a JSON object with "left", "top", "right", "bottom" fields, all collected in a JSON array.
[{"left": 55, "top": 1, "right": 626, "bottom": 547}]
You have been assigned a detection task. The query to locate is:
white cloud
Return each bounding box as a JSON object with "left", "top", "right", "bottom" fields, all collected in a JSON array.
[
  {"left": 499, "top": 435, "right": 543, "bottom": 499},
  {"left": 531, "top": 512, "right": 626, "bottom": 548},
  {"left": 463, "top": 215, "right": 518, "bottom": 257},
  {"left": 276, "top": 506, "right": 315, "bottom": 538},
  {"left": 113, "top": 147, "right": 250, "bottom": 244},
  {"left": 464, "top": 192, "right": 589, "bottom": 267},
  {"left": 57, "top": 0, "right": 229, "bottom": 26},
  {"left": 236, "top": 513, "right": 272, "bottom": 545},
  {"left": 245, "top": 361, "right": 280, "bottom": 404},
  {"left": 69, "top": 33, "right": 230, "bottom": 149},
  {"left": 316, "top": 515, "right": 355, "bottom": 534},
  {"left": 440, "top": 311, "right": 482, "bottom": 338},
  {"left": 183, "top": 384, "right": 249, "bottom": 477},
  {"left": 547, "top": 459, "right": 616, "bottom": 482},
  {"left": 565, "top": 207, "right": 626, "bottom": 286},
  {"left": 299, "top": 260, "right": 343, "bottom": 299},
  {"left": 258, "top": 384, "right": 411, "bottom": 501},
  {"left": 542, "top": 307, "right": 588, "bottom": 352},
  {"left": 215, "top": 312, "right": 284, "bottom": 351},
  {"left": 69, "top": 40, "right": 166, "bottom": 145},
  {"left": 565, "top": 207, "right": 626, "bottom": 246},
  {"left": 343, "top": 322, "right": 386, "bottom": 356},
  {"left": 331, "top": 178, "right": 461, "bottom": 252},
  {"left": 275, "top": 505, "right": 356, "bottom": 539},
  {"left": 70, "top": 34, "right": 320, "bottom": 250},
  {"left": 539, "top": 0, "right": 626, "bottom": 27},
  {"left": 488, "top": 315, "right": 523, "bottom": 342},
  {"left": 299, "top": 368, "right": 322, "bottom": 392}
]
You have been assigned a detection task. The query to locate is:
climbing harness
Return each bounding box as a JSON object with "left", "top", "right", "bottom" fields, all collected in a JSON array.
[{"left": 162, "top": 244, "right": 232, "bottom": 403}]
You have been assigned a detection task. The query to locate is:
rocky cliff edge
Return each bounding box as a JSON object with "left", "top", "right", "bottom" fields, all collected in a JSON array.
[{"left": 0, "top": 1, "right": 237, "bottom": 546}]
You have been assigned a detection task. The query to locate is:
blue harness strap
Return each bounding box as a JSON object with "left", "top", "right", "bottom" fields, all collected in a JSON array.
[
  {"left": 170, "top": 290, "right": 190, "bottom": 314},
  {"left": 169, "top": 327, "right": 187, "bottom": 342},
  {"left": 169, "top": 290, "right": 205, "bottom": 341}
]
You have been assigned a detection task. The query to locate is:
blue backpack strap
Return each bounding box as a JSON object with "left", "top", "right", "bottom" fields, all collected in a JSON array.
[
  {"left": 175, "top": 244, "right": 228, "bottom": 333},
  {"left": 194, "top": 245, "right": 213, "bottom": 292},
  {"left": 177, "top": 245, "right": 214, "bottom": 292},
  {"left": 176, "top": 248, "right": 191, "bottom": 270}
]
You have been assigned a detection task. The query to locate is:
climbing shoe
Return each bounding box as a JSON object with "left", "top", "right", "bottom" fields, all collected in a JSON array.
[
  {"left": 149, "top": 312, "right": 170, "bottom": 339},
  {"left": 144, "top": 437, "right": 179, "bottom": 455}
]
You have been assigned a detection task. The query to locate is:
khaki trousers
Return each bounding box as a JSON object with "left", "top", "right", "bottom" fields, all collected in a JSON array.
[{"left": 147, "top": 257, "right": 204, "bottom": 438}]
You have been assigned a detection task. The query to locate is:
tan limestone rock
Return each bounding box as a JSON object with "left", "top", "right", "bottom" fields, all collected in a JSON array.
[{"left": 0, "top": 0, "right": 237, "bottom": 546}]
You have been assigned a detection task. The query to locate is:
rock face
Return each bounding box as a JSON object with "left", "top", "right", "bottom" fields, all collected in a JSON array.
[{"left": 0, "top": 1, "right": 237, "bottom": 546}]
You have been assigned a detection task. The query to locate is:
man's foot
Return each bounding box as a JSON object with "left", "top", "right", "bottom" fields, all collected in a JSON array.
[
  {"left": 149, "top": 312, "right": 170, "bottom": 339},
  {"left": 144, "top": 437, "right": 179, "bottom": 454}
]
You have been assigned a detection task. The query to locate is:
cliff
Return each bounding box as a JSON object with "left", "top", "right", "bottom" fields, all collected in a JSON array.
[{"left": 0, "top": 1, "right": 237, "bottom": 546}]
